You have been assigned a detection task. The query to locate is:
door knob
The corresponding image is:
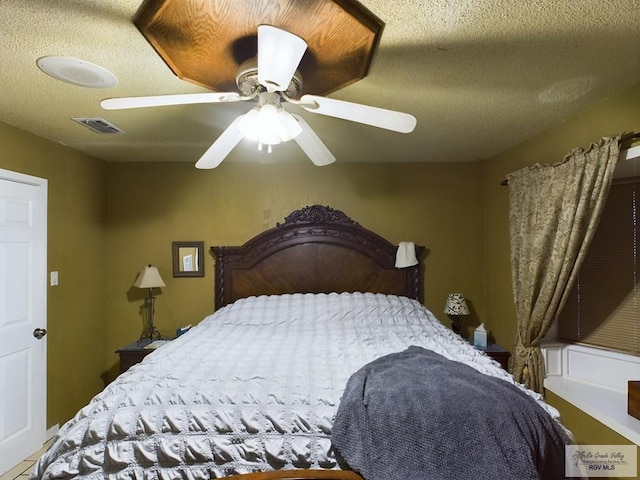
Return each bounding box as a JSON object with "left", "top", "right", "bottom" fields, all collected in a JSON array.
[{"left": 33, "top": 328, "right": 47, "bottom": 339}]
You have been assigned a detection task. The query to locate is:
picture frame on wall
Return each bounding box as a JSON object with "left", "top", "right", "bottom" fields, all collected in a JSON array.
[{"left": 172, "top": 241, "right": 204, "bottom": 277}]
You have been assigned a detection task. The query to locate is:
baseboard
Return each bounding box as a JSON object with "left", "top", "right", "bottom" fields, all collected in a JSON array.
[{"left": 45, "top": 424, "right": 59, "bottom": 442}]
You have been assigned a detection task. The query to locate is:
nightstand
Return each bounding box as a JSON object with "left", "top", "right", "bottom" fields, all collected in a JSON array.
[
  {"left": 475, "top": 343, "right": 511, "bottom": 370},
  {"left": 116, "top": 339, "right": 167, "bottom": 374}
]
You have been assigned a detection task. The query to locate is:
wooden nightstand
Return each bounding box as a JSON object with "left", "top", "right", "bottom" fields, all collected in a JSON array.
[
  {"left": 475, "top": 343, "right": 511, "bottom": 370},
  {"left": 116, "top": 339, "right": 168, "bottom": 374}
]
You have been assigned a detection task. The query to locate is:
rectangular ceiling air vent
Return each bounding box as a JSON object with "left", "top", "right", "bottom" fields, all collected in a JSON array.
[{"left": 72, "top": 117, "right": 124, "bottom": 134}]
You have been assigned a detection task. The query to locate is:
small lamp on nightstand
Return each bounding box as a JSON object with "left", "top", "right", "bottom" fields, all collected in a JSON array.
[
  {"left": 133, "top": 264, "right": 166, "bottom": 343},
  {"left": 444, "top": 293, "right": 470, "bottom": 336}
]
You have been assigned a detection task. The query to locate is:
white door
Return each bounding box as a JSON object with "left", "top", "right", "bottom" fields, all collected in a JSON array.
[{"left": 0, "top": 169, "right": 47, "bottom": 475}]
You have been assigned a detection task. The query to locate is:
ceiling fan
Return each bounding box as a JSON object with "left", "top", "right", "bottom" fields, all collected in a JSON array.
[{"left": 101, "top": 25, "right": 417, "bottom": 169}]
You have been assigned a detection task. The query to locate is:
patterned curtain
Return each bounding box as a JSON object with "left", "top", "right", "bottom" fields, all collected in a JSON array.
[{"left": 506, "top": 134, "right": 621, "bottom": 392}]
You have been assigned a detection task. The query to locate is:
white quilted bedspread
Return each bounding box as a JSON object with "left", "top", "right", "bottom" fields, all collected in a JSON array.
[{"left": 31, "top": 292, "right": 558, "bottom": 479}]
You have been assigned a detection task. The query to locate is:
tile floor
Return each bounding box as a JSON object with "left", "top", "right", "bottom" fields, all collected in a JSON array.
[{"left": 0, "top": 439, "right": 53, "bottom": 480}]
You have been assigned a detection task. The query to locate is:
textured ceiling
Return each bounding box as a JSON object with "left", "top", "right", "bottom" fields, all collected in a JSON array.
[{"left": 1, "top": 0, "right": 639, "bottom": 166}]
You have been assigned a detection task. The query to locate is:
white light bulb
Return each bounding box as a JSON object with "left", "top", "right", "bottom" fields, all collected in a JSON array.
[{"left": 258, "top": 105, "right": 281, "bottom": 145}]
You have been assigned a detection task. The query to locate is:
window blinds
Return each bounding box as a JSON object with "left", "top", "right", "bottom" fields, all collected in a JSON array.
[{"left": 558, "top": 179, "right": 639, "bottom": 355}]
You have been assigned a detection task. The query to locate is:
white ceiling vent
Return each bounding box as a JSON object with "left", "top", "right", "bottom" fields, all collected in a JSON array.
[{"left": 72, "top": 117, "right": 124, "bottom": 134}]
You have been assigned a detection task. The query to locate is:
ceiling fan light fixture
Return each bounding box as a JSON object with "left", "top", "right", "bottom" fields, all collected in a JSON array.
[
  {"left": 236, "top": 108, "right": 258, "bottom": 141},
  {"left": 256, "top": 104, "right": 281, "bottom": 145},
  {"left": 236, "top": 104, "right": 301, "bottom": 149},
  {"left": 237, "top": 105, "right": 280, "bottom": 145},
  {"left": 257, "top": 25, "right": 307, "bottom": 92},
  {"left": 278, "top": 110, "right": 302, "bottom": 142}
]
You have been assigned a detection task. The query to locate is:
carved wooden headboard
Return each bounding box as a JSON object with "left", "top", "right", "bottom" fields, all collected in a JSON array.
[{"left": 211, "top": 205, "right": 425, "bottom": 309}]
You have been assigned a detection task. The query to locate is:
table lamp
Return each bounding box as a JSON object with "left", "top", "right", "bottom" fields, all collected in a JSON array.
[
  {"left": 133, "top": 264, "right": 166, "bottom": 343},
  {"left": 443, "top": 293, "right": 470, "bottom": 335}
]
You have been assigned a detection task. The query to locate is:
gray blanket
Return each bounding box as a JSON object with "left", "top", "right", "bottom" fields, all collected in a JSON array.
[{"left": 331, "top": 346, "right": 568, "bottom": 480}]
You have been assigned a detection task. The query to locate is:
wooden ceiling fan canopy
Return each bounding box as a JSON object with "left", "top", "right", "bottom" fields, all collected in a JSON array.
[{"left": 134, "top": 0, "right": 384, "bottom": 96}]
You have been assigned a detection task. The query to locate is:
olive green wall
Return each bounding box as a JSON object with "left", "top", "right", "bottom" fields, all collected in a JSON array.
[
  {"left": 105, "top": 161, "right": 485, "bottom": 379},
  {"left": 482, "top": 83, "right": 640, "bottom": 449},
  {"left": 0, "top": 122, "right": 107, "bottom": 427},
  {"left": 545, "top": 391, "right": 640, "bottom": 480}
]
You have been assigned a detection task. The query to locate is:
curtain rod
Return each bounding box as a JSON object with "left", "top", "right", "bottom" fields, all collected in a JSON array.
[
  {"left": 621, "top": 131, "right": 640, "bottom": 145},
  {"left": 500, "top": 132, "right": 640, "bottom": 186}
]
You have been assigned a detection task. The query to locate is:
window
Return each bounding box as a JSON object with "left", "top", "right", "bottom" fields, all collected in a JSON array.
[{"left": 558, "top": 178, "right": 639, "bottom": 356}]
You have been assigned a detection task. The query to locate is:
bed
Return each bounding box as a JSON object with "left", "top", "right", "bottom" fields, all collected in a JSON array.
[{"left": 31, "top": 205, "right": 570, "bottom": 480}]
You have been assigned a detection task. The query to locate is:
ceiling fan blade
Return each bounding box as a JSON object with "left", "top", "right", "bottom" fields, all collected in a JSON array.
[
  {"left": 257, "top": 25, "right": 307, "bottom": 92},
  {"left": 299, "top": 95, "right": 417, "bottom": 133},
  {"left": 195, "top": 116, "right": 244, "bottom": 169},
  {"left": 291, "top": 114, "right": 335, "bottom": 166},
  {"left": 101, "top": 92, "right": 241, "bottom": 110}
]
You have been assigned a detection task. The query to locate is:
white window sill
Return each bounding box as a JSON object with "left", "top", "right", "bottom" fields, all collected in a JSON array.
[
  {"left": 542, "top": 343, "right": 640, "bottom": 445},
  {"left": 544, "top": 376, "right": 640, "bottom": 445}
]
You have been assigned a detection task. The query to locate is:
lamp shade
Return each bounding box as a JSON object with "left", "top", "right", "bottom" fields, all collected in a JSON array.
[
  {"left": 133, "top": 265, "right": 166, "bottom": 289},
  {"left": 443, "top": 293, "right": 469, "bottom": 316}
]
